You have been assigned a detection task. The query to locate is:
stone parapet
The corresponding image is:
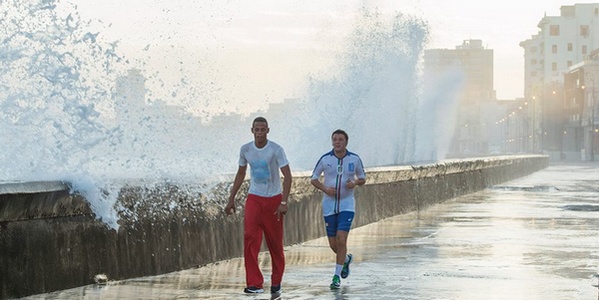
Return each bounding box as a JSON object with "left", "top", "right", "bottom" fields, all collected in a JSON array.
[{"left": 0, "top": 155, "right": 548, "bottom": 299}]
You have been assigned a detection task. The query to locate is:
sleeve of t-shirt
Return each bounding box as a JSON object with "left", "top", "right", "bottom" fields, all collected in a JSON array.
[
  {"left": 276, "top": 147, "right": 289, "bottom": 169},
  {"left": 238, "top": 146, "right": 247, "bottom": 167},
  {"left": 356, "top": 157, "right": 366, "bottom": 179},
  {"left": 310, "top": 159, "right": 323, "bottom": 181}
]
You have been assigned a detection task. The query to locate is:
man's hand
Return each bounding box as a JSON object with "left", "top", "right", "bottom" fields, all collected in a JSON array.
[
  {"left": 346, "top": 180, "right": 355, "bottom": 189},
  {"left": 323, "top": 186, "right": 336, "bottom": 197},
  {"left": 275, "top": 202, "right": 288, "bottom": 221},
  {"left": 224, "top": 200, "right": 236, "bottom": 215}
]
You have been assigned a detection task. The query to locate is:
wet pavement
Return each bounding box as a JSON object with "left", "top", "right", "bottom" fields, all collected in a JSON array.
[{"left": 22, "top": 163, "right": 599, "bottom": 299}]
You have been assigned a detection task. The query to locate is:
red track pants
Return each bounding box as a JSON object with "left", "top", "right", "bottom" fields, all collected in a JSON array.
[{"left": 244, "top": 193, "right": 285, "bottom": 288}]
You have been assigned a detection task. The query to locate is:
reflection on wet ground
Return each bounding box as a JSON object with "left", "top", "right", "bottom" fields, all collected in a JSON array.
[{"left": 22, "top": 163, "right": 599, "bottom": 299}]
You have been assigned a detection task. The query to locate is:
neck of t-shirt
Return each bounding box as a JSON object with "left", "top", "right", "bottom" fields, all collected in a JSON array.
[
  {"left": 334, "top": 149, "right": 346, "bottom": 158},
  {"left": 255, "top": 139, "right": 268, "bottom": 149}
]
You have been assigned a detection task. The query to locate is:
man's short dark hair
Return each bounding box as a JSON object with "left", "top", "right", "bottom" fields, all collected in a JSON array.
[
  {"left": 331, "top": 129, "right": 348, "bottom": 141},
  {"left": 252, "top": 116, "right": 268, "bottom": 128}
]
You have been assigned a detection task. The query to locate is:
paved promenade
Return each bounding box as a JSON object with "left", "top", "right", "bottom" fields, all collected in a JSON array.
[{"left": 22, "top": 163, "right": 599, "bottom": 299}]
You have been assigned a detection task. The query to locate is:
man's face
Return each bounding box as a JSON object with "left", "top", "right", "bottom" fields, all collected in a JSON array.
[
  {"left": 252, "top": 121, "right": 269, "bottom": 142},
  {"left": 331, "top": 133, "right": 347, "bottom": 151}
]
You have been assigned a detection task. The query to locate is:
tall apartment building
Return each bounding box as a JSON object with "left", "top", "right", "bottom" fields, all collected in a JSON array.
[
  {"left": 520, "top": 3, "right": 599, "bottom": 158},
  {"left": 424, "top": 39, "right": 495, "bottom": 155},
  {"left": 565, "top": 52, "right": 599, "bottom": 161},
  {"left": 521, "top": 4, "right": 599, "bottom": 94}
]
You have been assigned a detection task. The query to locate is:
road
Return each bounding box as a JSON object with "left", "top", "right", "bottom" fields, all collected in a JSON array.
[{"left": 23, "top": 163, "right": 599, "bottom": 300}]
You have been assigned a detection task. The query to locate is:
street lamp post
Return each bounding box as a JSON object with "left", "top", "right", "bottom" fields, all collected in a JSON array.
[
  {"left": 591, "top": 77, "right": 596, "bottom": 162},
  {"left": 583, "top": 72, "right": 597, "bottom": 161},
  {"left": 529, "top": 97, "right": 535, "bottom": 153},
  {"left": 541, "top": 97, "right": 545, "bottom": 154},
  {"left": 530, "top": 87, "right": 541, "bottom": 153}
]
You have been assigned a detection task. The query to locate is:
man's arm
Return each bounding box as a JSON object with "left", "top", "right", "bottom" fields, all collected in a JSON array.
[
  {"left": 310, "top": 178, "right": 325, "bottom": 192},
  {"left": 275, "top": 165, "right": 292, "bottom": 218},
  {"left": 346, "top": 177, "right": 365, "bottom": 189},
  {"left": 311, "top": 178, "right": 336, "bottom": 197},
  {"left": 225, "top": 165, "right": 247, "bottom": 215},
  {"left": 280, "top": 165, "right": 292, "bottom": 203}
]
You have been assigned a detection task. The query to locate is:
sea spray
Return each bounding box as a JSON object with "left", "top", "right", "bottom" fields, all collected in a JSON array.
[
  {"left": 0, "top": 2, "right": 461, "bottom": 229},
  {"left": 0, "top": 0, "right": 130, "bottom": 229},
  {"left": 0, "top": 0, "right": 236, "bottom": 229},
  {"left": 417, "top": 67, "right": 464, "bottom": 161},
  {"left": 275, "top": 10, "right": 433, "bottom": 167}
]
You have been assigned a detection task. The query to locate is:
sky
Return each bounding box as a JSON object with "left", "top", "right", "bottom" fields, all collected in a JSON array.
[{"left": 70, "top": 0, "right": 599, "bottom": 111}]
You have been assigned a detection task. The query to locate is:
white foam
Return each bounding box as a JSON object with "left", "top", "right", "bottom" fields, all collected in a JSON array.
[{"left": 0, "top": 1, "right": 462, "bottom": 229}]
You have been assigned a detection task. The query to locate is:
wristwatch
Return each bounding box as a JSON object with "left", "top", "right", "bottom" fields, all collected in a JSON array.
[{"left": 280, "top": 201, "right": 287, "bottom": 205}]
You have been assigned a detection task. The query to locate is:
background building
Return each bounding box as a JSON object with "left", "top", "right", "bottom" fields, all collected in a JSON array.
[
  {"left": 520, "top": 3, "right": 599, "bottom": 160},
  {"left": 424, "top": 39, "right": 496, "bottom": 156},
  {"left": 566, "top": 51, "right": 599, "bottom": 161}
]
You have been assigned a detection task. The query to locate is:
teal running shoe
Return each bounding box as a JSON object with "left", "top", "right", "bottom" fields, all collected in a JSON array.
[
  {"left": 330, "top": 275, "right": 341, "bottom": 289},
  {"left": 341, "top": 253, "right": 353, "bottom": 279}
]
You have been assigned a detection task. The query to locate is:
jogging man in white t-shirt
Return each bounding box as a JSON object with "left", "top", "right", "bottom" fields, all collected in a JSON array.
[
  {"left": 310, "top": 129, "right": 366, "bottom": 289},
  {"left": 225, "top": 116, "right": 292, "bottom": 295}
]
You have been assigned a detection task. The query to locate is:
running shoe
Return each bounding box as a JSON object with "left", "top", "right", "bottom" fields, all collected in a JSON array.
[
  {"left": 243, "top": 286, "right": 264, "bottom": 293},
  {"left": 341, "top": 253, "right": 353, "bottom": 278},
  {"left": 330, "top": 275, "right": 341, "bottom": 289},
  {"left": 270, "top": 285, "right": 282, "bottom": 294}
]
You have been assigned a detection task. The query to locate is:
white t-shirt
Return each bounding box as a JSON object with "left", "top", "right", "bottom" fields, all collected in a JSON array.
[
  {"left": 311, "top": 149, "right": 366, "bottom": 216},
  {"left": 239, "top": 140, "right": 289, "bottom": 197}
]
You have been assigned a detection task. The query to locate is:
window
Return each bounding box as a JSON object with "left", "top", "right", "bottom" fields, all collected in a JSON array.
[
  {"left": 595, "top": 8, "right": 599, "bottom": 16},
  {"left": 568, "top": 43, "right": 573, "bottom": 51},
  {"left": 581, "top": 25, "right": 589, "bottom": 37},
  {"left": 531, "top": 59, "right": 537, "bottom": 65},
  {"left": 552, "top": 45, "right": 557, "bottom": 54},
  {"left": 552, "top": 62, "right": 557, "bottom": 71},
  {"left": 531, "top": 71, "right": 538, "bottom": 77},
  {"left": 531, "top": 46, "right": 537, "bottom": 53},
  {"left": 567, "top": 61, "right": 572, "bottom": 67},
  {"left": 583, "top": 45, "right": 588, "bottom": 54},
  {"left": 550, "top": 25, "right": 560, "bottom": 36}
]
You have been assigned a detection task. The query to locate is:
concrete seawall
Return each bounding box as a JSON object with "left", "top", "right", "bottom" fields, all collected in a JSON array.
[{"left": 0, "top": 155, "right": 548, "bottom": 299}]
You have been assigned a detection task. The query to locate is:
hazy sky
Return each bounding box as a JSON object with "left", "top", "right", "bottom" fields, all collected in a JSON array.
[{"left": 71, "top": 0, "right": 598, "bottom": 111}]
